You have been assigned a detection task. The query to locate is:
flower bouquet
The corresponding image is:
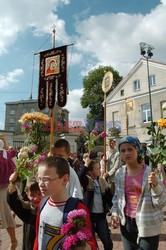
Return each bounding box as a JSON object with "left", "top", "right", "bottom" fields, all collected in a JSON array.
[
  {"left": 85, "top": 130, "right": 106, "bottom": 154},
  {"left": 61, "top": 209, "right": 91, "bottom": 250},
  {"left": 17, "top": 112, "right": 49, "bottom": 180},
  {"left": 16, "top": 144, "right": 47, "bottom": 180},
  {"left": 19, "top": 112, "right": 50, "bottom": 151},
  {"left": 147, "top": 118, "right": 166, "bottom": 171}
]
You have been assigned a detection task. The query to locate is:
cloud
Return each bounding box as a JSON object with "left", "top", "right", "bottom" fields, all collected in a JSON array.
[
  {"left": 65, "top": 88, "right": 88, "bottom": 125},
  {"left": 0, "top": 69, "right": 24, "bottom": 88},
  {"left": 75, "top": 0, "right": 166, "bottom": 75},
  {"left": 0, "top": 0, "right": 71, "bottom": 55},
  {"left": 68, "top": 52, "right": 83, "bottom": 66}
]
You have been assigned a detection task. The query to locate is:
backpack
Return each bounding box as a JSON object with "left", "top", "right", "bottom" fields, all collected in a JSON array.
[{"left": 40, "top": 196, "right": 80, "bottom": 223}]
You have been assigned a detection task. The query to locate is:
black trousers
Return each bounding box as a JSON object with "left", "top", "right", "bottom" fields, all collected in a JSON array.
[
  {"left": 91, "top": 213, "right": 113, "bottom": 250},
  {"left": 120, "top": 216, "right": 159, "bottom": 250}
]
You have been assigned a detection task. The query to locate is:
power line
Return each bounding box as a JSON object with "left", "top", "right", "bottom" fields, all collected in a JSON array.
[
  {"left": 56, "top": 32, "right": 74, "bottom": 44},
  {"left": 30, "top": 34, "right": 52, "bottom": 99}
]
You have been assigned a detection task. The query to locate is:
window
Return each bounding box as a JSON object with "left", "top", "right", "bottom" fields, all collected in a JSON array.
[
  {"left": 31, "top": 108, "right": 36, "bottom": 112},
  {"left": 112, "top": 111, "right": 119, "bottom": 126},
  {"left": 161, "top": 101, "right": 166, "bottom": 118},
  {"left": 142, "top": 104, "right": 151, "bottom": 123},
  {"left": 134, "top": 80, "right": 140, "bottom": 91},
  {"left": 9, "top": 118, "right": 15, "bottom": 124},
  {"left": 10, "top": 110, "right": 15, "bottom": 115},
  {"left": 22, "top": 108, "right": 27, "bottom": 114},
  {"left": 149, "top": 75, "right": 156, "bottom": 86},
  {"left": 120, "top": 89, "right": 124, "bottom": 96},
  {"left": 9, "top": 126, "right": 15, "bottom": 132}
]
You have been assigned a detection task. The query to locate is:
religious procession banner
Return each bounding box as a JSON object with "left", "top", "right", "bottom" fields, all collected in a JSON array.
[{"left": 38, "top": 45, "right": 67, "bottom": 110}]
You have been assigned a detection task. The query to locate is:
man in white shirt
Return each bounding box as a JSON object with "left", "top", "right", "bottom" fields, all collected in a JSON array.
[{"left": 54, "top": 139, "right": 83, "bottom": 199}]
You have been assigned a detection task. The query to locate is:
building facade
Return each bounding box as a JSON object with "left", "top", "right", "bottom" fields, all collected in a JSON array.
[
  {"left": 106, "top": 58, "right": 166, "bottom": 142},
  {"left": 5, "top": 99, "right": 69, "bottom": 134}
]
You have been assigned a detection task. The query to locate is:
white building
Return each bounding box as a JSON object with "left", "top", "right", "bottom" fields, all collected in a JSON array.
[{"left": 106, "top": 58, "right": 166, "bottom": 142}]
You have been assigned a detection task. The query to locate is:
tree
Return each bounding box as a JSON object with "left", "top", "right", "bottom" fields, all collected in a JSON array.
[{"left": 81, "top": 66, "right": 122, "bottom": 129}]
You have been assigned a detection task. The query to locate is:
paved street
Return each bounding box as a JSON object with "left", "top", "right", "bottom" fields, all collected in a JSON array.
[{"left": 1, "top": 209, "right": 166, "bottom": 249}]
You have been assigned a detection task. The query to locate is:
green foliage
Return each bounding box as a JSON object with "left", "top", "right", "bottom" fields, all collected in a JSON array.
[
  {"left": 23, "top": 122, "right": 48, "bottom": 152},
  {"left": 147, "top": 122, "right": 166, "bottom": 171},
  {"left": 85, "top": 130, "right": 106, "bottom": 154},
  {"left": 81, "top": 65, "right": 122, "bottom": 127},
  {"left": 108, "top": 127, "right": 121, "bottom": 137},
  {"left": 76, "top": 132, "right": 87, "bottom": 154}
]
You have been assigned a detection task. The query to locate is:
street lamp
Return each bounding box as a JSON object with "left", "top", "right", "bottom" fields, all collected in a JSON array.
[{"left": 139, "top": 42, "right": 155, "bottom": 123}]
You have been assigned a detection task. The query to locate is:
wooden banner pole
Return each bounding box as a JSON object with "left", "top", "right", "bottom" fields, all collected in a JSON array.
[
  {"left": 49, "top": 25, "right": 56, "bottom": 155},
  {"left": 104, "top": 92, "right": 107, "bottom": 173}
]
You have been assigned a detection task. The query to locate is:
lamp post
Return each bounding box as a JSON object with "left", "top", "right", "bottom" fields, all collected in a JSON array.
[{"left": 139, "top": 42, "right": 154, "bottom": 123}]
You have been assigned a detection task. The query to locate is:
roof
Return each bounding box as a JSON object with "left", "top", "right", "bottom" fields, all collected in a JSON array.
[
  {"left": 106, "top": 58, "right": 166, "bottom": 103},
  {"left": 5, "top": 99, "right": 37, "bottom": 105}
]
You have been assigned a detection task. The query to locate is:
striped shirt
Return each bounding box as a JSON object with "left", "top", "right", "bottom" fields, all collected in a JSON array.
[{"left": 112, "top": 165, "right": 166, "bottom": 237}]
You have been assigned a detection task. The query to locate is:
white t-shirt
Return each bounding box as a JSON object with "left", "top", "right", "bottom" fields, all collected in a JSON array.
[
  {"left": 39, "top": 198, "right": 66, "bottom": 250},
  {"left": 66, "top": 166, "right": 83, "bottom": 200},
  {"left": 92, "top": 180, "right": 104, "bottom": 213}
]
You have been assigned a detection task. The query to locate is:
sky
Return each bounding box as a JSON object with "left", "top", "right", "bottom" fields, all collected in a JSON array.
[{"left": 0, "top": 0, "right": 166, "bottom": 129}]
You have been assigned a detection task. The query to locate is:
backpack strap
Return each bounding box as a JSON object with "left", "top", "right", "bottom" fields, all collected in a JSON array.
[
  {"left": 63, "top": 197, "right": 80, "bottom": 223},
  {"left": 40, "top": 196, "right": 49, "bottom": 213}
]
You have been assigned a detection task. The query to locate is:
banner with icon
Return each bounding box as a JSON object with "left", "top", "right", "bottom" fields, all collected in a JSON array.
[{"left": 38, "top": 45, "right": 67, "bottom": 109}]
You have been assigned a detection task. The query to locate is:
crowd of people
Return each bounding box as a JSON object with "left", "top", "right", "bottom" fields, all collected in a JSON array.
[{"left": 0, "top": 134, "right": 166, "bottom": 250}]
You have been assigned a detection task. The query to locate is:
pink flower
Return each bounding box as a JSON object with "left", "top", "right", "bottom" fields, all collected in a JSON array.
[
  {"left": 91, "top": 130, "right": 98, "bottom": 136},
  {"left": 67, "top": 209, "right": 87, "bottom": 221},
  {"left": 100, "top": 131, "right": 106, "bottom": 138},
  {"left": 22, "top": 123, "right": 31, "bottom": 131},
  {"left": 76, "top": 231, "right": 88, "bottom": 241},
  {"left": 63, "top": 234, "right": 78, "bottom": 250},
  {"left": 34, "top": 154, "right": 47, "bottom": 164},
  {"left": 61, "top": 222, "right": 73, "bottom": 235},
  {"left": 29, "top": 162, "right": 34, "bottom": 170}
]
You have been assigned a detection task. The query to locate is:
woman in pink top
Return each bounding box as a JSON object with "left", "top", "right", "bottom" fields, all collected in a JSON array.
[
  {"left": 111, "top": 136, "right": 166, "bottom": 250},
  {"left": 0, "top": 136, "right": 17, "bottom": 250}
]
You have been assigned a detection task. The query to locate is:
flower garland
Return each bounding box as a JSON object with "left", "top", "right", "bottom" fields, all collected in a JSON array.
[{"left": 61, "top": 209, "right": 91, "bottom": 250}]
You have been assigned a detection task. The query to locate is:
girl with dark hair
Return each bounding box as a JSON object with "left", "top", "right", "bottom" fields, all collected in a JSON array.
[{"left": 111, "top": 136, "right": 166, "bottom": 250}]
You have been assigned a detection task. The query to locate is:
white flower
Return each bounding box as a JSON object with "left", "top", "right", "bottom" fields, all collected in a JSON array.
[
  {"left": 18, "top": 151, "right": 28, "bottom": 159},
  {"left": 20, "top": 146, "right": 29, "bottom": 153}
]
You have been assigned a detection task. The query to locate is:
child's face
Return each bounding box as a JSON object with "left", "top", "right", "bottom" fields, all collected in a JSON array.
[
  {"left": 89, "top": 163, "right": 101, "bottom": 178},
  {"left": 37, "top": 165, "right": 69, "bottom": 197},
  {"left": 120, "top": 143, "right": 138, "bottom": 164},
  {"left": 26, "top": 190, "right": 42, "bottom": 208},
  {"left": 54, "top": 147, "right": 69, "bottom": 160}
]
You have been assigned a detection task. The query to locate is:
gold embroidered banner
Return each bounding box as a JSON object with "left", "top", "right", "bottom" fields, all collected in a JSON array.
[{"left": 38, "top": 45, "right": 67, "bottom": 110}]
